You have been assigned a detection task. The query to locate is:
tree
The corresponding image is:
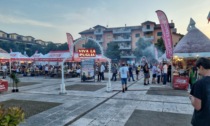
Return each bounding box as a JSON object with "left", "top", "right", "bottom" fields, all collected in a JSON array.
[
  {"left": 57, "top": 43, "right": 68, "bottom": 50},
  {"left": 83, "top": 39, "right": 101, "bottom": 54},
  {"left": 44, "top": 43, "right": 58, "bottom": 53},
  {"left": 155, "top": 37, "right": 165, "bottom": 57},
  {"left": 105, "top": 42, "right": 120, "bottom": 61}
]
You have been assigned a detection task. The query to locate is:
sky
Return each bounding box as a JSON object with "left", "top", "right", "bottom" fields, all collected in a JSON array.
[{"left": 0, "top": 0, "right": 210, "bottom": 43}]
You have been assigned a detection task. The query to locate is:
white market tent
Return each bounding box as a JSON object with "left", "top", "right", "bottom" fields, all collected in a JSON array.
[
  {"left": 0, "top": 48, "right": 10, "bottom": 62},
  {"left": 173, "top": 18, "right": 210, "bottom": 58},
  {"left": 10, "top": 52, "right": 33, "bottom": 62},
  {"left": 36, "top": 50, "right": 108, "bottom": 62}
]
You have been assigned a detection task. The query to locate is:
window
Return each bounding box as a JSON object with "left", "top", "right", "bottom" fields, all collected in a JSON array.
[
  {"left": 135, "top": 33, "right": 140, "bottom": 38},
  {"left": 107, "top": 34, "right": 112, "bottom": 39},
  {"left": 157, "top": 32, "right": 162, "bottom": 36},
  {"left": 146, "top": 25, "right": 150, "bottom": 29}
]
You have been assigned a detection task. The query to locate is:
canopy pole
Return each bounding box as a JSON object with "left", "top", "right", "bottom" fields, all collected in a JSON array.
[{"left": 60, "top": 57, "right": 68, "bottom": 94}]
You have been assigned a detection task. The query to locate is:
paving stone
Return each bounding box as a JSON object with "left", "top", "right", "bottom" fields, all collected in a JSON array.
[
  {"left": 147, "top": 87, "right": 188, "bottom": 96},
  {"left": 125, "top": 109, "right": 192, "bottom": 126},
  {"left": 65, "top": 84, "right": 106, "bottom": 91}
]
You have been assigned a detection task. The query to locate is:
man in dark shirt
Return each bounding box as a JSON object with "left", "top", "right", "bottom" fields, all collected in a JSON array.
[{"left": 189, "top": 57, "right": 210, "bottom": 126}]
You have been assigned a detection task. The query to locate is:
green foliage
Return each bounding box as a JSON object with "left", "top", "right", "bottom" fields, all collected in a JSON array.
[
  {"left": 83, "top": 39, "right": 101, "bottom": 54},
  {"left": 105, "top": 42, "right": 120, "bottom": 61},
  {"left": 57, "top": 43, "right": 68, "bottom": 50},
  {"left": 154, "top": 37, "right": 165, "bottom": 57},
  {"left": 0, "top": 104, "right": 25, "bottom": 126}
]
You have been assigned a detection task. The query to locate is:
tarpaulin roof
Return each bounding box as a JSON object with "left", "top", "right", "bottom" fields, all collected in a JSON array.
[{"left": 173, "top": 18, "right": 210, "bottom": 58}]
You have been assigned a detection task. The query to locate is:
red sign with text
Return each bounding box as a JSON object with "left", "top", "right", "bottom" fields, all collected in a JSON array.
[
  {"left": 78, "top": 49, "right": 96, "bottom": 57},
  {"left": 0, "top": 79, "right": 8, "bottom": 92}
]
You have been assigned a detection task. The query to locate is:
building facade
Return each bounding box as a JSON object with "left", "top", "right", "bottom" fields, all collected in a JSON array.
[
  {"left": 0, "top": 30, "right": 56, "bottom": 46},
  {"left": 78, "top": 20, "right": 183, "bottom": 62}
]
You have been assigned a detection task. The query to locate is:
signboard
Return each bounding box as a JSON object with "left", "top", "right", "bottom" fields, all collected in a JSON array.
[
  {"left": 81, "top": 59, "right": 95, "bottom": 81},
  {"left": 0, "top": 80, "right": 8, "bottom": 92},
  {"left": 78, "top": 49, "right": 96, "bottom": 57}
]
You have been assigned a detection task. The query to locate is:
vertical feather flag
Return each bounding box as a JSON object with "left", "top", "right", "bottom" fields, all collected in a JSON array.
[
  {"left": 156, "top": 10, "right": 173, "bottom": 59},
  {"left": 66, "top": 33, "right": 74, "bottom": 60},
  {"left": 207, "top": 11, "right": 210, "bottom": 23}
]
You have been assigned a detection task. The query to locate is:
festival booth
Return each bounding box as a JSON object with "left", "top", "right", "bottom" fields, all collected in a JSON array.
[
  {"left": 173, "top": 18, "right": 210, "bottom": 90},
  {"left": 10, "top": 52, "right": 33, "bottom": 62},
  {"left": 0, "top": 48, "right": 10, "bottom": 62},
  {"left": 36, "top": 50, "right": 108, "bottom": 63}
]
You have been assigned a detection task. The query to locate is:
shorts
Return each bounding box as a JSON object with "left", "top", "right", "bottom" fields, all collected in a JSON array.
[
  {"left": 136, "top": 71, "right": 139, "bottom": 75},
  {"left": 144, "top": 73, "right": 150, "bottom": 78},
  {"left": 121, "top": 78, "right": 127, "bottom": 85},
  {"left": 152, "top": 74, "right": 156, "bottom": 78},
  {"left": 45, "top": 71, "right": 49, "bottom": 74}
]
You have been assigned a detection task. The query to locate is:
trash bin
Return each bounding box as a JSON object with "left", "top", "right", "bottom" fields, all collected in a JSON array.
[
  {"left": 173, "top": 75, "right": 189, "bottom": 90},
  {"left": 0, "top": 79, "right": 8, "bottom": 92}
]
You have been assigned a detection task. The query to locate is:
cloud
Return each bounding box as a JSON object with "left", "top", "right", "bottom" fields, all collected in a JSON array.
[{"left": 0, "top": 14, "right": 56, "bottom": 28}]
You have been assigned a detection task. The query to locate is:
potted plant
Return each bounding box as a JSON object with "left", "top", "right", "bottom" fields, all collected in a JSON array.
[
  {"left": 0, "top": 104, "right": 25, "bottom": 126},
  {"left": 10, "top": 73, "right": 20, "bottom": 92}
]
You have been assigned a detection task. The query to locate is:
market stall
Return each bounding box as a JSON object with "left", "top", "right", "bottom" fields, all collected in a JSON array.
[
  {"left": 36, "top": 50, "right": 108, "bottom": 63},
  {"left": 173, "top": 18, "right": 210, "bottom": 89},
  {"left": 10, "top": 52, "right": 33, "bottom": 62}
]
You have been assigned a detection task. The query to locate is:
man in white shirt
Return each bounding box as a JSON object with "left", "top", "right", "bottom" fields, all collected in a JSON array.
[
  {"left": 119, "top": 63, "right": 129, "bottom": 92},
  {"left": 45, "top": 64, "right": 49, "bottom": 78},
  {"left": 100, "top": 63, "right": 105, "bottom": 81},
  {"left": 163, "top": 62, "right": 168, "bottom": 85},
  {"left": 2, "top": 64, "right": 7, "bottom": 79}
]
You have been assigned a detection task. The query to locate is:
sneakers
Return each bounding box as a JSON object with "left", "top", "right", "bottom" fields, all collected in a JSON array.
[
  {"left": 125, "top": 87, "right": 128, "bottom": 91},
  {"left": 122, "top": 89, "right": 125, "bottom": 93}
]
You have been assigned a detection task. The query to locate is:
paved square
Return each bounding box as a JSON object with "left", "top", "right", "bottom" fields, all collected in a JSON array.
[
  {"left": 65, "top": 84, "right": 105, "bottom": 91},
  {"left": 125, "top": 109, "right": 192, "bottom": 126},
  {"left": 9, "top": 82, "right": 40, "bottom": 87},
  {"left": 146, "top": 87, "right": 188, "bottom": 96},
  {"left": 0, "top": 99, "right": 62, "bottom": 118}
]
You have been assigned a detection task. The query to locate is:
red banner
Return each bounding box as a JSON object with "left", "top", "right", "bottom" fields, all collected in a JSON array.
[
  {"left": 78, "top": 49, "right": 96, "bottom": 57},
  {"left": 66, "top": 33, "right": 73, "bottom": 53},
  {"left": 156, "top": 10, "right": 173, "bottom": 59}
]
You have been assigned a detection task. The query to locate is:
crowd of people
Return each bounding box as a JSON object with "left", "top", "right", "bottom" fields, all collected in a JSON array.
[{"left": 0, "top": 62, "right": 82, "bottom": 78}]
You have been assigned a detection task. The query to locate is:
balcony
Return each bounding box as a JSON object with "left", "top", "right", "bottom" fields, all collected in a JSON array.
[
  {"left": 113, "top": 28, "right": 131, "bottom": 34},
  {"left": 143, "top": 36, "right": 154, "bottom": 41},
  {"left": 94, "top": 31, "right": 103, "bottom": 35},
  {"left": 119, "top": 45, "right": 131, "bottom": 50},
  {"left": 113, "top": 37, "right": 131, "bottom": 42},
  {"left": 142, "top": 27, "right": 154, "bottom": 32}
]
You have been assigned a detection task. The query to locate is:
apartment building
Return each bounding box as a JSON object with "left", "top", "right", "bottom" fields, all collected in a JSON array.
[
  {"left": 78, "top": 20, "right": 183, "bottom": 62},
  {"left": 0, "top": 30, "right": 52, "bottom": 46}
]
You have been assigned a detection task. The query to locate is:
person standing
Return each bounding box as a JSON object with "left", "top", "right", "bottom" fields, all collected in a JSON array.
[
  {"left": 119, "top": 63, "right": 129, "bottom": 93},
  {"left": 143, "top": 63, "right": 150, "bottom": 85},
  {"left": 163, "top": 62, "right": 168, "bottom": 85},
  {"left": 2, "top": 63, "right": 7, "bottom": 79},
  {"left": 189, "top": 57, "right": 210, "bottom": 126},
  {"left": 152, "top": 63, "right": 157, "bottom": 84},
  {"left": 167, "top": 63, "right": 172, "bottom": 82},
  {"left": 136, "top": 65, "right": 141, "bottom": 80},
  {"left": 111, "top": 64, "right": 117, "bottom": 81},
  {"left": 99, "top": 63, "right": 105, "bottom": 81},
  {"left": 44, "top": 64, "right": 49, "bottom": 78},
  {"left": 156, "top": 65, "right": 161, "bottom": 84},
  {"left": 128, "top": 64, "right": 135, "bottom": 82}
]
